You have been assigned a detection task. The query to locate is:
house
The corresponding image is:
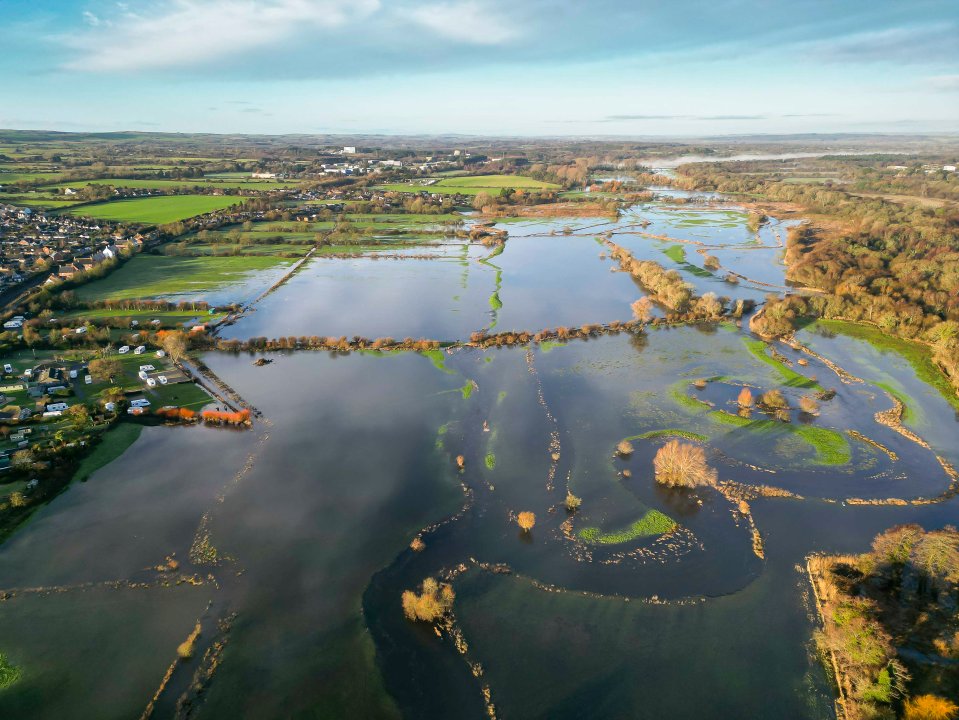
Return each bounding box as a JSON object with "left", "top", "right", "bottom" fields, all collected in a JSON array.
[
  {"left": 3, "top": 319, "right": 23, "bottom": 330},
  {"left": 45, "top": 402, "right": 69, "bottom": 412},
  {"left": 251, "top": 172, "right": 277, "bottom": 179},
  {"left": 118, "top": 345, "right": 130, "bottom": 354},
  {"left": 134, "top": 345, "right": 146, "bottom": 354}
]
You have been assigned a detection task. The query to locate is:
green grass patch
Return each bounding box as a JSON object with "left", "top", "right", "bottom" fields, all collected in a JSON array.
[
  {"left": 663, "top": 244, "right": 686, "bottom": 263},
  {"left": 628, "top": 429, "right": 708, "bottom": 442},
  {"left": 669, "top": 382, "right": 711, "bottom": 413},
  {"left": 579, "top": 509, "right": 676, "bottom": 544},
  {"left": 60, "top": 195, "right": 246, "bottom": 224},
  {"left": 461, "top": 381, "right": 475, "bottom": 400},
  {"left": 743, "top": 338, "right": 819, "bottom": 389},
  {"left": 0, "top": 653, "right": 21, "bottom": 690},
  {"left": 814, "top": 320, "right": 959, "bottom": 412},
  {"left": 484, "top": 453, "right": 496, "bottom": 470},
  {"left": 46, "top": 178, "right": 299, "bottom": 191},
  {"left": 709, "top": 410, "right": 850, "bottom": 465},
  {"left": 147, "top": 381, "right": 212, "bottom": 411},
  {"left": 73, "top": 423, "right": 143, "bottom": 481}
]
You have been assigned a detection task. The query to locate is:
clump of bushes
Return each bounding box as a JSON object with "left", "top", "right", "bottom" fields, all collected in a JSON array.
[
  {"left": 402, "top": 577, "right": 455, "bottom": 623},
  {"left": 616, "top": 440, "right": 634, "bottom": 457},
  {"left": 653, "top": 440, "right": 717, "bottom": 488}
]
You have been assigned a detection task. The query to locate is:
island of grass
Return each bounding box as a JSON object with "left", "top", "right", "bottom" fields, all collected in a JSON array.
[
  {"left": 74, "top": 254, "right": 293, "bottom": 302},
  {"left": 578, "top": 509, "right": 676, "bottom": 544},
  {"left": 59, "top": 195, "right": 246, "bottom": 224},
  {"left": 743, "top": 338, "right": 820, "bottom": 389},
  {"left": 710, "top": 410, "right": 851, "bottom": 465}
]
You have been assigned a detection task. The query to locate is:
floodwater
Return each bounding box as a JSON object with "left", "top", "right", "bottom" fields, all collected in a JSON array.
[{"left": 1, "top": 187, "right": 957, "bottom": 719}]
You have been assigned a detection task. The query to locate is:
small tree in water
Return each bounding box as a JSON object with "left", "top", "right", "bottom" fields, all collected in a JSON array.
[
  {"left": 517, "top": 511, "right": 536, "bottom": 533},
  {"left": 737, "top": 387, "right": 754, "bottom": 409},
  {"left": 653, "top": 441, "right": 718, "bottom": 489},
  {"left": 564, "top": 491, "right": 582, "bottom": 512},
  {"left": 402, "top": 577, "right": 455, "bottom": 623}
]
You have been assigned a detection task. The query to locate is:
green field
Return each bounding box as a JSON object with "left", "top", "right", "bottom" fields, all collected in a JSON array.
[
  {"left": 74, "top": 254, "right": 292, "bottom": 301},
  {"left": 380, "top": 174, "right": 559, "bottom": 195},
  {"left": 60, "top": 195, "right": 246, "bottom": 224},
  {"left": 45, "top": 177, "right": 300, "bottom": 191},
  {"left": 59, "top": 307, "right": 225, "bottom": 327},
  {"left": 73, "top": 424, "right": 143, "bottom": 481}
]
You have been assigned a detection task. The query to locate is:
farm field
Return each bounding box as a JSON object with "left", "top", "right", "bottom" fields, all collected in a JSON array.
[
  {"left": 380, "top": 174, "right": 560, "bottom": 195},
  {"left": 44, "top": 177, "right": 301, "bottom": 191},
  {"left": 58, "top": 195, "right": 246, "bottom": 224}
]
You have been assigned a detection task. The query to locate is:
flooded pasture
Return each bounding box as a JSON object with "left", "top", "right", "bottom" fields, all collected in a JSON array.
[{"left": 2, "top": 188, "right": 957, "bottom": 719}]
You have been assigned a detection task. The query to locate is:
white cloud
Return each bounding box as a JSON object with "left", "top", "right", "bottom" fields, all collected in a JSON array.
[
  {"left": 65, "top": 0, "right": 381, "bottom": 72},
  {"left": 408, "top": 1, "right": 518, "bottom": 45}
]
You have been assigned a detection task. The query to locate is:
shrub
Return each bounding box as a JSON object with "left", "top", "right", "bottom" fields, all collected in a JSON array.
[
  {"left": 799, "top": 395, "right": 820, "bottom": 415},
  {"left": 653, "top": 440, "right": 718, "bottom": 488},
  {"left": 177, "top": 623, "right": 201, "bottom": 660},
  {"left": 402, "top": 577, "right": 455, "bottom": 622},
  {"left": 737, "top": 387, "right": 754, "bottom": 409},
  {"left": 564, "top": 491, "right": 582, "bottom": 512},
  {"left": 761, "top": 389, "right": 789, "bottom": 409},
  {"left": 410, "top": 537, "right": 425, "bottom": 552},
  {"left": 517, "top": 511, "right": 536, "bottom": 532},
  {"left": 616, "top": 440, "right": 634, "bottom": 457},
  {"left": 903, "top": 695, "right": 959, "bottom": 720}
]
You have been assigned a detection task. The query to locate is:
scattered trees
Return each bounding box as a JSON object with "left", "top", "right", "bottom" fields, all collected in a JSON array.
[
  {"left": 88, "top": 357, "right": 123, "bottom": 383},
  {"left": 904, "top": 695, "right": 959, "bottom": 720}
]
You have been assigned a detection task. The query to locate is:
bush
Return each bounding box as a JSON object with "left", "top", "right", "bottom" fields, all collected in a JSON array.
[
  {"left": 903, "top": 695, "right": 959, "bottom": 720},
  {"left": 564, "top": 491, "right": 582, "bottom": 512},
  {"left": 761, "top": 389, "right": 789, "bottom": 409},
  {"left": 402, "top": 577, "right": 455, "bottom": 622},
  {"left": 653, "top": 440, "right": 718, "bottom": 488},
  {"left": 737, "top": 387, "right": 754, "bottom": 409},
  {"left": 517, "top": 511, "right": 536, "bottom": 532},
  {"left": 616, "top": 440, "right": 634, "bottom": 457}
]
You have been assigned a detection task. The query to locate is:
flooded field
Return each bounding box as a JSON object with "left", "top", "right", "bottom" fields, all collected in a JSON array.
[{"left": 2, "top": 189, "right": 957, "bottom": 719}]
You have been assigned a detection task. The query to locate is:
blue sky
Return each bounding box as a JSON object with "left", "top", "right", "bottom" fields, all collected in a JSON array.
[{"left": 2, "top": 0, "right": 957, "bottom": 135}]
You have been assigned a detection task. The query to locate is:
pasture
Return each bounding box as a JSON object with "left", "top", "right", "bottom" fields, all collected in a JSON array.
[
  {"left": 60, "top": 195, "right": 246, "bottom": 224},
  {"left": 380, "top": 174, "right": 559, "bottom": 195}
]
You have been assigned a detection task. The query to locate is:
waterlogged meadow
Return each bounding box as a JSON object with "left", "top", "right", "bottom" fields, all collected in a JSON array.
[{"left": 2, "top": 188, "right": 958, "bottom": 719}]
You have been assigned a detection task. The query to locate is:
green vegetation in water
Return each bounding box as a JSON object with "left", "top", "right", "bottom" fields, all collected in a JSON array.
[
  {"left": 814, "top": 319, "right": 959, "bottom": 412},
  {"left": 628, "top": 429, "right": 708, "bottom": 442},
  {"left": 743, "top": 338, "right": 820, "bottom": 389},
  {"left": 488, "top": 291, "right": 503, "bottom": 311},
  {"left": 435, "top": 423, "right": 449, "bottom": 450},
  {"left": 709, "top": 410, "right": 850, "bottom": 465},
  {"left": 539, "top": 341, "right": 568, "bottom": 353},
  {"left": 420, "top": 348, "right": 455, "bottom": 374},
  {"left": 497, "top": 390, "right": 508, "bottom": 404},
  {"left": 484, "top": 453, "right": 496, "bottom": 470},
  {"left": 669, "top": 382, "right": 711, "bottom": 413},
  {"left": 0, "top": 653, "right": 21, "bottom": 690},
  {"left": 460, "top": 381, "right": 475, "bottom": 400},
  {"left": 75, "top": 254, "right": 292, "bottom": 302},
  {"left": 74, "top": 423, "right": 143, "bottom": 481},
  {"left": 579, "top": 509, "right": 676, "bottom": 544},
  {"left": 663, "top": 245, "right": 686, "bottom": 263}
]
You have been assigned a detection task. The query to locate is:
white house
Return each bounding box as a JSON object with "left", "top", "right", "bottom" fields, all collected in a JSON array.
[
  {"left": 118, "top": 345, "right": 130, "bottom": 354},
  {"left": 46, "top": 402, "right": 69, "bottom": 412},
  {"left": 134, "top": 345, "right": 146, "bottom": 355}
]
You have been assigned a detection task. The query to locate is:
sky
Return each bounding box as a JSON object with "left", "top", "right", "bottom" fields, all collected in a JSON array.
[{"left": 2, "top": 0, "right": 958, "bottom": 136}]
